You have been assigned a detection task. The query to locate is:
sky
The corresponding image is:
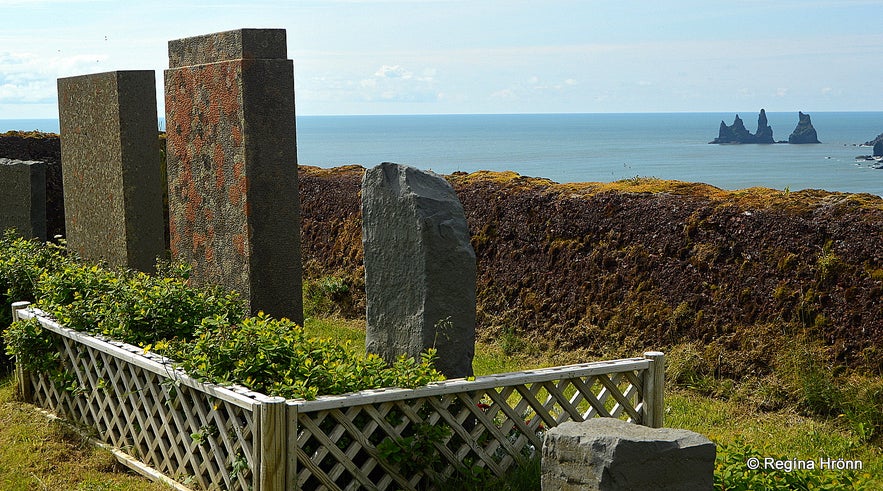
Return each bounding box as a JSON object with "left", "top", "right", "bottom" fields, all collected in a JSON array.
[{"left": 1, "top": 0, "right": 882, "bottom": 118}]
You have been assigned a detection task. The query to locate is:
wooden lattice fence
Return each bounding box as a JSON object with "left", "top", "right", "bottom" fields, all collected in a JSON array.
[{"left": 11, "top": 302, "right": 664, "bottom": 491}]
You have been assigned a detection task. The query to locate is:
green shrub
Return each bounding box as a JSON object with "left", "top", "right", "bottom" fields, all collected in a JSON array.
[
  {"left": 1, "top": 237, "right": 443, "bottom": 400},
  {"left": 303, "top": 275, "right": 353, "bottom": 318},
  {"left": 168, "top": 314, "right": 442, "bottom": 400},
  {"left": 0, "top": 232, "right": 71, "bottom": 373},
  {"left": 36, "top": 261, "right": 244, "bottom": 346},
  {"left": 3, "top": 317, "right": 59, "bottom": 374},
  {"left": 715, "top": 439, "right": 872, "bottom": 490}
]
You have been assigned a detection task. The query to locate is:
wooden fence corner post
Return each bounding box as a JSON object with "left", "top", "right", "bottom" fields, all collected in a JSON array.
[
  {"left": 286, "top": 403, "right": 298, "bottom": 491},
  {"left": 259, "top": 397, "right": 288, "bottom": 491},
  {"left": 642, "top": 351, "right": 665, "bottom": 428},
  {"left": 10, "top": 301, "right": 32, "bottom": 402}
]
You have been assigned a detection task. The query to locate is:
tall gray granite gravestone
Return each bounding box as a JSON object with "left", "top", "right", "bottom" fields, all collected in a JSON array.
[
  {"left": 542, "top": 418, "right": 715, "bottom": 490},
  {"left": 0, "top": 158, "right": 46, "bottom": 240},
  {"left": 57, "top": 70, "right": 165, "bottom": 272},
  {"left": 362, "top": 162, "right": 476, "bottom": 379},
  {"left": 164, "top": 28, "right": 303, "bottom": 324}
]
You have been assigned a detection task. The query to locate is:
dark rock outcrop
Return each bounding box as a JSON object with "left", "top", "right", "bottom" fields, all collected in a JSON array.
[
  {"left": 862, "top": 133, "right": 883, "bottom": 147},
  {"left": 788, "top": 111, "right": 821, "bottom": 144},
  {"left": 874, "top": 141, "right": 883, "bottom": 157},
  {"left": 710, "top": 109, "right": 774, "bottom": 144}
]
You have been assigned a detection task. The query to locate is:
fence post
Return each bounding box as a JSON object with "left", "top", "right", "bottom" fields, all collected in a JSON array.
[
  {"left": 286, "top": 403, "right": 298, "bottom": 491},
  {"left": 11, "top": 301, "right": 33, "bottom": 402},
  {"left": 642, "top": 351, "right": 665, "bottom": 428},
  {"left": 259, "top": 397, "right": 288, "bottom": 491}
]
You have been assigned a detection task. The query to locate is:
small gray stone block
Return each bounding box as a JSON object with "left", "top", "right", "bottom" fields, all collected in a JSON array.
[
  {"left": 542, "top": 418, "right": 715, "bottom": 491},
  {"left": 0, "top": 158, "right": 46, "bottom": 240},
  {"left": 362, "top": 162, "right": 476, "bottom": 379}
]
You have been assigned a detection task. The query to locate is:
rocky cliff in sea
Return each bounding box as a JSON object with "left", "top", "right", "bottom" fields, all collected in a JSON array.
[
  {"left": 863, "top": 133, "right": 883, "bottom": 156},
  {"left": 710, "top": 109, "right": 775, "bottom": 144},
  {"left": 788, "top": 111, "right": 821, "bottom": 144}
]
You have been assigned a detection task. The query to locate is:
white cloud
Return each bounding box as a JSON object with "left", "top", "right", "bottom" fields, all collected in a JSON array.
[
  {"left": 374, "top": 64, "right": 412, "bottom": 79},
  {"left": 354, "top": 63, "right": 437, "bottom": 103},
  {"left": 0, "top": 50, "right": 109, "bottom": 104}
]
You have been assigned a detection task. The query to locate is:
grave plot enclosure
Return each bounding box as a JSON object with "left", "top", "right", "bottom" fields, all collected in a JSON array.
[{"left": 12, "top": 303, "right": 663, "bottom": 491}]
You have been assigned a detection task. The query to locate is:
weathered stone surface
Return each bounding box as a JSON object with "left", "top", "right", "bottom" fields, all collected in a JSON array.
[
  {"left": 165, "top": 28, "right": 303, "bottom": 324},
  {"left": 788, "top": 111, "right": 821, "bottom": 144},
  {"left": 872, "top": 140, "right": 882, "bottom": 157},
  {"left": 0, "top": 133, "right": 64, "bottom": 238},
  {"left": 710, "top": 109, "right": 775, "bottom": 144},
  {"left": 542, "top": 418, "right": 715, "bottom": 491},
  {"left": 0, "top": 158, "right": 46, "bottom": 240},
  {"left": 362, "top": 162, "right": 476, "bottom": 379},
  {"left": 57, "top": 70, "right": 165, "bottom": 272}
]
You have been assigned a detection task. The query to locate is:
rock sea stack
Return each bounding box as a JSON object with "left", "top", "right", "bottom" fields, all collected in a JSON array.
[
  {"left": 788, "top": 111, "right": 821, "bottom": 144},
  {"left": 710, "top": 109, "right": 775, "bottom": 144}
]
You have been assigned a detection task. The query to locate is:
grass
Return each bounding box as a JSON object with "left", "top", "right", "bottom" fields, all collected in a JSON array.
[
  {"left": 306, "top": 318, "right": 883, "bottom": 489},
  {"left": 0, "top": 376, "right": 170, "bottom": 491},
  {"left": 2, "top": 314, "right": 880, "bottom": 489}
]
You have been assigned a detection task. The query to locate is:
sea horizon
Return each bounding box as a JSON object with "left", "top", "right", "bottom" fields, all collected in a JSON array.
[{"left": 3, "top": 111, "right": 883, "bottom": 196}]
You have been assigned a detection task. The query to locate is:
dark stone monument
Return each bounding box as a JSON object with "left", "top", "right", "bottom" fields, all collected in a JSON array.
[
  {"left": 542, "top": 418, "right": 716, "bottom": 490},
  {"left": 0, "top": 158, "right": 46, "bottom": 240},
  {"left": 57, "top": 70, "right": 165, "bottom": 271},
  {"left": 362, "top": 162, "right": 476, "bottom": 379},
  {"left": 788, "top": 112, "right": 821, "bottom": 144},
  {"left": 164, "top": 28, "right": 303, "bottom": 324}
]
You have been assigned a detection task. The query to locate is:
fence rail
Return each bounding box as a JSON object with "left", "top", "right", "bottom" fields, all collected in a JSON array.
[{"left": 11, "top": 302, "right": 664, "bottom": 490}]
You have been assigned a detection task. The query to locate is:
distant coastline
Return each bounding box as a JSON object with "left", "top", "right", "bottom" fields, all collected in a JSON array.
[{"left": 3, "top": 112, "right": 883, "bottom": 196}]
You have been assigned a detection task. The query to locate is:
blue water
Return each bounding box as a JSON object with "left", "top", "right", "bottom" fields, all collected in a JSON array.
[{"left": 3, "top": 112, "right": 883, "bottom": 196}]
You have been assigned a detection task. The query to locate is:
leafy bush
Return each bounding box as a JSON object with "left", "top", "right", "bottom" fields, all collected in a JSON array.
[
  {"left": 168, "top": 314, "right": 442, "bottom": 400},
  {"left": 715, "top": 439, "right": 872, "bottom": 490},
  {"left": 3, "top": 317, "right": 58, "bottom": 374},
  {"left": 0, "top": 232, "right": 70, "bottom": 372},
  {"left": 1, "top": 236, "right": 442, "bottom": 399},
  {"left": 35, "top": 261, "right": 244, "bottom": 346}
]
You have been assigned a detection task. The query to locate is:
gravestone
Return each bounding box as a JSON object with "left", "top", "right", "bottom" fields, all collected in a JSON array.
[
  {"left": 57, "top": 70, "right": 165, "bottom": 272},
  {"left": 164, "top": 28, "right": 303, "bottom": 324},
  {"left": 542, "top": 418, "right": 715, "bottom": 490},
  {"left": 0, "top": 158, "right": 46, "bottom": 240},
  {"left": 362, "top": 162, "right": 476, "bottom": 379}
]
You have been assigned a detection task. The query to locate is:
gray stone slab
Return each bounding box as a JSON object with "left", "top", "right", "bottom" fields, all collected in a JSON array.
[
  {"left": 165, "top": 28, "right": 303, "bottom": 324},
  {"left": 542, "top": 418, "right": 715, "bottom": 490},
  {"left": 0, "top": 158, "right": 46, "bottom": 240},
  {"left": 57, "top": 70, "right": 165, "bottom": 271},
  {"left": 362, "top": 162, "right": 476, "bottom": 379}
]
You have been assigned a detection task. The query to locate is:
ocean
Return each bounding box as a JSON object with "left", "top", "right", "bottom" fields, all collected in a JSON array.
[{"left": 4, "top": 112, "right": 883, "bottom": 196}]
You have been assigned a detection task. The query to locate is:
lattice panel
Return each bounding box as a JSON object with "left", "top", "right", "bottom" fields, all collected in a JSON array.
[
  {"left": 28, "top": 329, "right": 257, "bottom": 490},
  {"left": 293, "top": 369, "right": 645, "bottom": 490}
]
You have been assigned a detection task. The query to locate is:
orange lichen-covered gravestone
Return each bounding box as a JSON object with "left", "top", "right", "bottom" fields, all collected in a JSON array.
[{"left": 164, "top": 28, "right": 303, "bottom": 324}]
